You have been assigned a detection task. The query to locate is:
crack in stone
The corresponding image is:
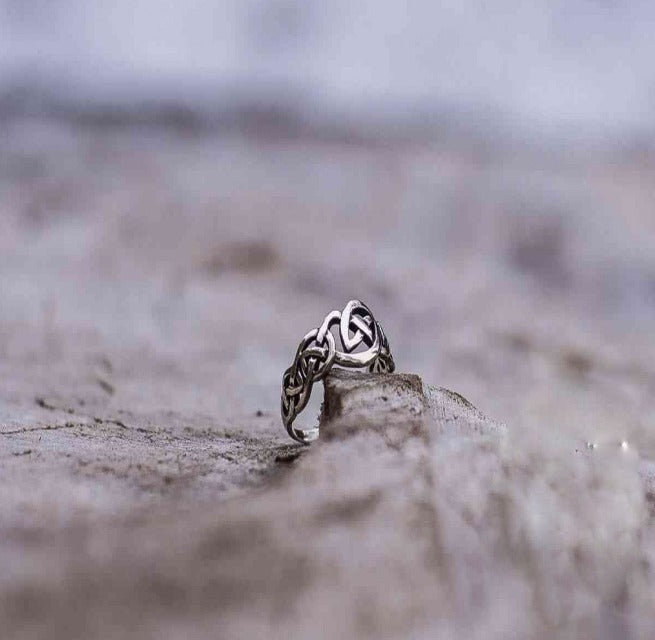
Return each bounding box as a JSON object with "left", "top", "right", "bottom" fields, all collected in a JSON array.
[{"left": 2, "top": 422, "right": 81, "bottom": 436}]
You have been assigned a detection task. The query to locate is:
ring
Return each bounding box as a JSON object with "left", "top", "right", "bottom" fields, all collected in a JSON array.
[{"left": 281, "top": 299, "right": 395, "bottom": 443}]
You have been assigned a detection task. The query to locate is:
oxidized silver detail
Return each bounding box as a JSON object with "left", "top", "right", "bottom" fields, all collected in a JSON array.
[{"left": 281, "top": 299, "right": 395, "bottom": 443}]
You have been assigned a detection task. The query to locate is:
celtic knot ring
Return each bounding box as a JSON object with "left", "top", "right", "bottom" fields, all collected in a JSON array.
[{"left": 281, "top": 300, "right": 395, "bottom": 443}]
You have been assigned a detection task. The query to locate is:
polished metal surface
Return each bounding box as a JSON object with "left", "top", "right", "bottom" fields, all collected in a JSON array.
[{"left": 281, "top": 300, "right": 394, "bottom": 443}]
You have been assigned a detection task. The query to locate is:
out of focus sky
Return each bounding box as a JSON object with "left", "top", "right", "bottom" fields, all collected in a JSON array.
[{"left": 1, "top": 0, "right": 655, "bottom": 137}]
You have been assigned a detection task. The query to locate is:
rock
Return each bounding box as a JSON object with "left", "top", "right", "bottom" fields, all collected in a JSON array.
[
  {"left": 320, "top": 369, "right": 505, "bottom": 444},
  {"left": 320, "top": 370, "right": 427, "bottom": 444},
  {"left": 3, "top": 120, "right": 655, "bottom": 640},
  {"left": 3, "top": 357, "right": 654, "bottom": 640}
]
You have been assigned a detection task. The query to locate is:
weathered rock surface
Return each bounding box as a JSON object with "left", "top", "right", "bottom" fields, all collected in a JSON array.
[
  {"left": 320, "top": 369, "right": 505, "bottom": 444},
  {"left": 2, "top": 368, "right": 652, "bottom": 640},
  {"left": 2, "top": 120, "right": 655, "bottom": 640}
]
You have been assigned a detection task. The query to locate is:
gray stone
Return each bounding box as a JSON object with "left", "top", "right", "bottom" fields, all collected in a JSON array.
[
  {"left": 2, "top": 120, "right": 655, "bottom": 640},
  {"left": 320, "top": 369, "right": 506, "bottom": 445},
  {"left": 3, "top": 367, "right": 651, "bottom": 640}
]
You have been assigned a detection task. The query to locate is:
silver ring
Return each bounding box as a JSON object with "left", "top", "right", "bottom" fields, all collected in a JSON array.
[{"left": 281, "top": 299, "right": 395, "bottom": 443}]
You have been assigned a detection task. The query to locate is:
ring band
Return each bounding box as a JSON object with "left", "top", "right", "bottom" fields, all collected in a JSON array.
[{"left": 281, "top": 299, "right": 395, "bottom": 443}]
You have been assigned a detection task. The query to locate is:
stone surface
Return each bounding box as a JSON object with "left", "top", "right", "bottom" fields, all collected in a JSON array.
[
  {"left": 320, "top": 369, "right": 505, "bottom": 445},
  {"left": 1, "top": 367, "right": 653, "bottom": 639},
  {"left": 2, "top": 118, "right": 655, "bottom": 639},
  {"left": 320, "top": 370, "right": 427, "bottom": 444}
]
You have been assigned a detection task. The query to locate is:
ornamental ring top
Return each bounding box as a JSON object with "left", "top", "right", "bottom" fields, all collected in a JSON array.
[{"left": 281, "top": 299, "right": 395, "bottom": 443}]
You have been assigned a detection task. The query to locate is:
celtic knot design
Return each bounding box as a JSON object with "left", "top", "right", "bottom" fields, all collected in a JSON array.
[{"left": 281, "top": 300, "right": 395, "bottom": 443}]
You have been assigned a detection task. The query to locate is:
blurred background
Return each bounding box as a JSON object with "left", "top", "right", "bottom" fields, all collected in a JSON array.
[
  {"left": 2, "top": 0, "right": 655, "bottom": 136},
  {"left": 2, "top": 2, "right": 655, "bottom": 636}
]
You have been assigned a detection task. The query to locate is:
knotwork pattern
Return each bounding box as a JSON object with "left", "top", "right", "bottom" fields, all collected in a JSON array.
[{"left": 281, "top": 300, "right": 395, "bottom": 443}]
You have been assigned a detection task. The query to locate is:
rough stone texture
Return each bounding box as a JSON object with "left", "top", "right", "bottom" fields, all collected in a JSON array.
[
  {"left": 321, "top": 370, "right": 427, "bottom": 444},
  {"left": 1, "top": 368, "right": 652, "bottom": 640},
  {"left": 320, "top": 369, "right": 505, "bottom": 445},
  {"left": 2, "top": 118, "right": 655, "bottom": 639}
]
